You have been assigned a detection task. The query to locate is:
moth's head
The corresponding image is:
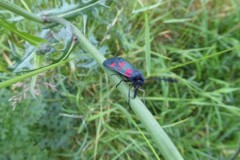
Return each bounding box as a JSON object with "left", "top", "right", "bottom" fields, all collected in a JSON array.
[{"left": 131, "top": 70, "right": 144, "bottom": 87}]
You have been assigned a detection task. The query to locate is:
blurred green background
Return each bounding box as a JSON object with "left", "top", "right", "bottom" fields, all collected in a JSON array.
[{"left": 0, "top": 0, "right": 240, "bottom": 159}]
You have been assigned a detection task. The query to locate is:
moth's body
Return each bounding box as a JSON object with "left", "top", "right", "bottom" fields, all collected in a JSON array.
[{"left": 103, "top": 57, "right": 144, "bottom": 99}]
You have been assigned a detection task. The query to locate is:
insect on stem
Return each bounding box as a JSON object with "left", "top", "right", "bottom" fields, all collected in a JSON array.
[
  {"left": 103, "top": 57, "right": 177, "bottom": 107},
  {"left": 103, "top": 57, "right": 144, "bottom": 106}
]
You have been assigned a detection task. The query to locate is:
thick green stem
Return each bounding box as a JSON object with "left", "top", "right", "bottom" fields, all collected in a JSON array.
[{"left": 0, "top": 0, "right": 43, "bottom": 23}]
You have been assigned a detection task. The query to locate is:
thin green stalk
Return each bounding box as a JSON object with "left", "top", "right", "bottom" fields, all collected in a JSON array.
[
  {"left": 0, "top": 58, "right": 73, "bottom": 89},
  {"left": 144, "top": 12, "right": 151, "bottom": 76}
]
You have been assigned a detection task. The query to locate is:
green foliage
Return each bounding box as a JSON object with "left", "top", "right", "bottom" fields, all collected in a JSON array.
[
  {"left": 0, "top": 89, "right": 49, "bottom": 160},
  {"left": 0, "top": 19, "right": 46, "bottom": 46},
  {"left": 0, "top": 0, "right": 240, "bottom": 160}
]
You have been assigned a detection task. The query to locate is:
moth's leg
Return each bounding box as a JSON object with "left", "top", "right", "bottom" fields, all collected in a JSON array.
[
  {"left": 127, "top": 85, "right": 134, "bottom": 108},
  {"left": 133, "top": 88, "right": 138, "bottom": 98},
  {"left": 128, "top": 87, "right": 131, "bottom": 107},
  {"left": 138, "top": 88, "right": 145, "bottom": 104},
  {"left": 116, "top": 76, "right": 130, "bottom": 88},
  {"left": 116, "top": 80, "right": 123, "bottom": 88}
]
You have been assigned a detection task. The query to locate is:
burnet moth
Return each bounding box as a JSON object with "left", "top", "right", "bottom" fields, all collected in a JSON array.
[{"left": 103, "top": 57, "right": 177, "bottom": 105}]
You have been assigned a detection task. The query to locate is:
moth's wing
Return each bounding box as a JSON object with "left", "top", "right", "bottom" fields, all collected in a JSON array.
[{"left": 103, "top": 57, "right": 135, "bottom": 78}]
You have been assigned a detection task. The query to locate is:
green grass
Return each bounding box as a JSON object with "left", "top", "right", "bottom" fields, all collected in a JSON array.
[{"left": 0, "top": 0, "right": 240, "bottom": 160}]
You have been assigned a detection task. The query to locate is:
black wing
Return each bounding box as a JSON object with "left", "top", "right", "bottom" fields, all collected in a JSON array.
[{"left": 103, "top": 57, "right": 136, "bottom": 78}]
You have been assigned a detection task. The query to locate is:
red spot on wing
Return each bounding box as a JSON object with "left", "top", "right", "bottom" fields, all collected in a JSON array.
[
  {"left": 118, "top": 61, "right": 125, "bottom": 67},
  {"left": 110, "top": 62, "right": 116, "bottom": 67},
  {"left": 125, "top": 68, "right": 133, "bottom": 77}
]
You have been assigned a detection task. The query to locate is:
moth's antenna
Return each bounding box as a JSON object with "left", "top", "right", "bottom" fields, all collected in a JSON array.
[{"left": 145, "top": 76, "right": 178, "bottom": 83}]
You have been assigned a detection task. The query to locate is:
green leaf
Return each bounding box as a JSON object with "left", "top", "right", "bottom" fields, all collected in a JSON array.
[{"left": 0, "top": 19, "right": 46, "bottom": 46}]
